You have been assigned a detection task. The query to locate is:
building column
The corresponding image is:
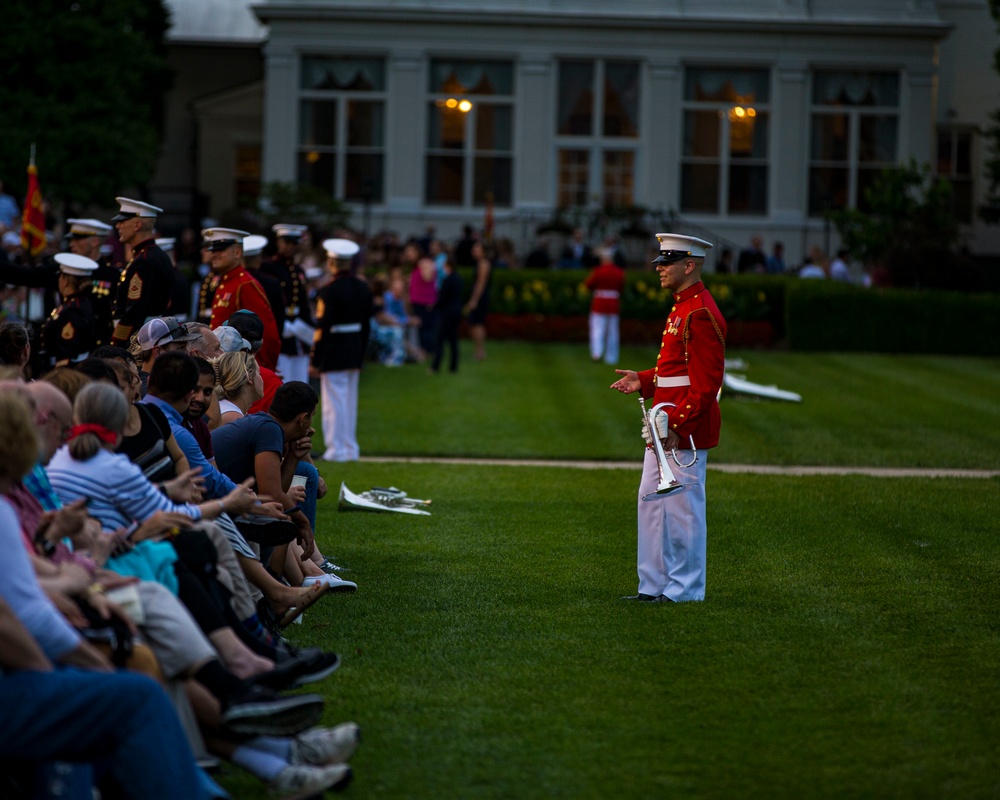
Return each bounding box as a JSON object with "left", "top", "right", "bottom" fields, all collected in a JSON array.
[
  {"left": 261, "top": 47, "right": 296, "bottom": 184},
  {"left": 771, "top": 62, "right": 810, "bottom": 227},
  {"left": 515, "top": 56, "right": 553, "bottom": 210},
  {"left": 386, "top": 51, "right": 424, "bottom": 213},
  {"left": 902, "top": 66, "right": 935, "bottom": 164},
  {"left": 645, "top": 59, "right": 682, "bottom": 212}
]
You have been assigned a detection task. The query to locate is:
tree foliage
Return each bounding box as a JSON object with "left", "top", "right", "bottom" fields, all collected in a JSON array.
[
  {"left": 980, "top": 0, "right": 1000, "bottom": 223},
  {"left": 828, "top": 159, "right": 969, "bottom": 288},
  {"left": 0, "top": 0, "right": 172, "bottom": 209}
]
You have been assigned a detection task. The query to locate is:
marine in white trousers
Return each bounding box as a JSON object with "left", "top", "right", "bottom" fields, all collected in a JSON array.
[
  {"left": 589, "top": 312, "right": 620, "bottom": 365},
  {"left": 320, "top": 369, "right": 360, "bottom": 461},
  {"left": 636, "top": 445, "right": 709, "bottom": 602},
  {"left": 277, "top": 353, "right": 310, "bottom": 384}
]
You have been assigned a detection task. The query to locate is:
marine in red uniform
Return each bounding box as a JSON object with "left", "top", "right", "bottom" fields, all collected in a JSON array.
[
  {"left": 583, "top": 246, "right": 625, "bottom": 365},
  {"left": 610, "top": 233, "right": 726, "bottom": 603},
  {"left": 202, "top": 227, "right": 281, "bottom": 371}
]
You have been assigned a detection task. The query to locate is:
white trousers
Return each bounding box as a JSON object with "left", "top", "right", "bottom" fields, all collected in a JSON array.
[
  {"left": 589, "top": 312, "right": 620, "bottom": 364},
  {"left": 277, "top": 353, "right": 310, "bottom": 385},
  {"left": 636, "top": 446, "right": 709, "bottom": 601},
  {"left": 321, "top": 369, "right": 360, "bottom": 461}
]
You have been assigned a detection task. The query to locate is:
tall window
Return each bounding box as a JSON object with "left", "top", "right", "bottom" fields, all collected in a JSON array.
[
  {"left": 808, "top": 71, "right": 899, "bottom": 216},
  {"left": 681, "top": 67, "right": 770, "bottom": 215},
  {"left": 555, "top": 60, "right": 640, "bottom": 209},
  {"left": 298, "top": 56, "right": 386, "bottom": 203},
  {"left": 937, "top": 128, "right": 974, "bottom": 224},
  {"left": 425, "top": 59, "right": 514, "bottom": 207}
]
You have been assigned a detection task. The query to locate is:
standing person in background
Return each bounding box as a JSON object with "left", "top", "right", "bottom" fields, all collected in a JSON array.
[
  {"left": 829, "top": 248, "right": 851, "bottom": 282},
  {"left": 110, "top": 198, "right": 175, "bottom": 346},
  {"left": 42, "top": 254, "right": 98, "bottom": 368},
  {"left": 429, "top": 253, "right": 463, "bottom": 375},
  {"left": 454, "top": 224, "right": 478, "bottom": 268},
  {"left": 766, "top": 241, "right": 787, "bottom": 275},
  {"left": 202, "top": 228, "right": 281, "bottom": 371},
  {"left": 66, "top": 218, "right": 118, "bottom": 348},
  {"left": 158, "top": 237, "right": 193, "bottom": 323},
  {"left": 611, "top": 233, "right": 726, "bottom": 604},
  {"left": 737, "top": 234, "right": 767, "bottom": 274},
  {"left": 262, "top": 224, "right": 313, "bottom": 384},
  {"left": 464, "top": 240, "right": 493, "bottom": 361},
  {"left": 407, "top": 240, "right": 438, "bottom": 356},
  {"left": 584, "top": 246, "right": 625, "bottom": 365},
  {"left": 310, "top": 239, "right": 372, "bottom": 462},
  {"left": 242, "top": 234, "right": 287, "bottom": 360}
]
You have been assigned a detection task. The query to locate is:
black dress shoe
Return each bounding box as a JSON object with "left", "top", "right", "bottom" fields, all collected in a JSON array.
[{"left": 621, "top": 593, "right": 660, "bottom": 602}]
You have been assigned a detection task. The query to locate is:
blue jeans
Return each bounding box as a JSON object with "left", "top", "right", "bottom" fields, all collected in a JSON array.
[
  {"left": 294, "top": 460, "right": 319, "bottom": 531},
  {"left": 0, "top": 667, "right": 207, "bottom": 800}
]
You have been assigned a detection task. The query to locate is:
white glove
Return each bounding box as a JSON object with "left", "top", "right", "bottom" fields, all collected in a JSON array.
[
  {"left": 653, "top": 411, "right": 671, "bottom": 439},
  {"left": 641, "top": 419, "right": 653, "bottom": 446}
]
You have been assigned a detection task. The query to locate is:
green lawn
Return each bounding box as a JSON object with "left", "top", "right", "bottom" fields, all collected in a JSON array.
[{"left": 218, "top": 343, "right": 1000, "bottom": 798}]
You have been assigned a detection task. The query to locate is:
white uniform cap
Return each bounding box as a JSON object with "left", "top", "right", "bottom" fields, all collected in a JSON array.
[
  {"left": 323, "top": 238, "right": 360, "bottom": 260},
  {"left": 242, "top": 235, "right": 269, "bottom": 257},
  {"left": 2, "top": 232, "right": 21, "bottom": 247},
  {"left": 112, "top": 197, "right": 163, "bottom": 221},
  {"left": 67, "top": 218, "right": 113, "bottom": 237},
  {"left": 652, "top": 233, "right": 714, "bottom": 263},
  {"left": 202, "top": 227, "right": 251, "bottom": 251},
  {"left": 155, "top": 237, "right": 176, "bottom": 252},
  {"left": 54, "top": 253, "right": 100, "bottom": 277},
  {"left": 272, "top": 224, "right": 308, "bottom": 240}
]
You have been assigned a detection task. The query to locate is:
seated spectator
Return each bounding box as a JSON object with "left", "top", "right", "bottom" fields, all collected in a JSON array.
[
  {"left": 214, "top": 349, "right": 264, "bottom": 424},
  {"left": 0, "top": 319, "right": 31, "bottom": 378},
  {"left": 212, "top": 381, "right": 357, "bottom": 594}
]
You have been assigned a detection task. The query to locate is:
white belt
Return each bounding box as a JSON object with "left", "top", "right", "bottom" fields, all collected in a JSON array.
[
  {"left": 329, "top": 323, "right": 362, "bottom": 333},
  {"left": 656, "top": 375, "right": 691, "bottom": 387},
  {"left": 594, "top": 290, "right": 620, "bottom": 299}
]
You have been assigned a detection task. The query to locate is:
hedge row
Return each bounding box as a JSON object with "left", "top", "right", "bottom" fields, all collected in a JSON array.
[{"left": 460, "top": 268, "right": 1000, "bottom": 355}]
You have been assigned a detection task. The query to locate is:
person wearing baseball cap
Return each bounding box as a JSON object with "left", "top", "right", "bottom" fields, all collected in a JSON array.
[
  {"left": 133, "top": 316, "right": 198, "bottom": 397},
  {"left": 42, "top": 254, "right": 99, "bottom": 368},
  {"left": 201, "top": 228, "right": 280, "bottom": 371},
  {"left": 110, "top": 197, "right": 175, "bottom": 347},
  {"left": 611, "top": 233, "right": 727, "bottom": 604},
  {"left": 261, "top": 224, "right": 313, "bottom": 383}
]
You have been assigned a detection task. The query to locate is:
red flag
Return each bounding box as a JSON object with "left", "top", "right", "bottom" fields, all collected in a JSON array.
[{"left": 21, "top": 162, "right": 45, "bottom": 257}]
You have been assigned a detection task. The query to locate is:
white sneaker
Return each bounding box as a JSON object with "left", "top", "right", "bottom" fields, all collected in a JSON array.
[
  {"left": 268, "top": 763, "right": 352, "bottom": 799},
  {"left": 302, "top": 575, "right": 357, "bottom": 593},
  {"left": 291, "top": 723, "right": 361, "bottom": 766}
]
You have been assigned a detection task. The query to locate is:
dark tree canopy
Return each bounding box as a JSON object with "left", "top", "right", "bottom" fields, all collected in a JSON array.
[
  {"left": 981, "top": 0, "right": 1000, "bottom": 222},
  {"left": 0, "top": 0, "right": 172, "bottom": 208}
]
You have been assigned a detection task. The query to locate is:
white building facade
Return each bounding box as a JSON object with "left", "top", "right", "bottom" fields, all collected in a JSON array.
[{"left": 156, "top": 0, "right": 1000, "bottom": 262}]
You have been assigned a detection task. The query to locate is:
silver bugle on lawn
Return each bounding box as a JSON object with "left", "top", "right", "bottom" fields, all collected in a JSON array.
[{"left": 639, "top": 395, "right": 698, "bottom": 501}]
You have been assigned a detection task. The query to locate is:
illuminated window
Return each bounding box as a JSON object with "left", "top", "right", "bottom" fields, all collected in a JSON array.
[
  {"left": 425, "top": 59, "right": 514, "bottom": 207},
  {"left": 681, "top": 67, "right": 770, "bottom": 215}
]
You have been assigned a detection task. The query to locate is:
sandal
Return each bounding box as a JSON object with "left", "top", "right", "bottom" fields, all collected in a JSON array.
[{"left": 277, "top": 583, "right": 329, "bottom": 628}]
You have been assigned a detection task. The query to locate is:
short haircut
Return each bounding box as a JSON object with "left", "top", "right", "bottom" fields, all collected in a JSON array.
[
  {"left": 40, "top": 367, "right": 91, "bottom": 403},
  {"left": 147, "top": 351, "right": 199, "bottom": 401},
  {"left": 75, "top": 358, "right": 121, "bottom": 388},
  {"left": 269, "top": 381, "right": 318, "bottom": 422},
  {"left": 91, "top": 345, "right": 136, "bottom": 365},
  {"left": 191, "top": 355, "right": 215, "bottom": 379}
]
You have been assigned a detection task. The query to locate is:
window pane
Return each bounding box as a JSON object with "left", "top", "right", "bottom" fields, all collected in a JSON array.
[
  {"left": 812, "top": 71, "right": 899, "bottom": 107},
  {"left": 937, "top": 131, "right": 954, "bottom": 175},
  {"left": 683, "top": 111, "right": 720, "bottom": 158},
  {"left": 558, "top": 61, "right": 594, "bottom": 136},
  {"left": 430, "top": 59, "right": 513, "bottom": 95},
  {"left": 425, "top": 155, "right": 464, "bottom": 204},
  {"left": 345, "top": 154, "right": 383, "bottom": 203},
  {"left": 473, "top": 157, "right": 512, "bottom": 206},
  {"left": 428, "top": 103, "right": 467, "bottom": 149},
  {"left": 808, "top": 167, "right": 848, "bottom": 215},
  {"left": 728, "top": 164, "right": 767, "bottom": 214},
  {"left": 685, "top": 68, "right": 770, "bottom": 104},
  {"left": 297, "top": 151, "right": 334, "bottom": 192},
  {"left": 301, "top": 57, "right": 385, "bottom": 91},
  {"left": 810, "top": 114, "right": 849, "bottom": 161},
  {"left": 347, "top": 101, "right": 384, "bottom": 148},
  {"left": 603, "top": 62, "right": 639, "bottom": 137},
  {"left": 602, "top": 150, "right": 634, "bottom": 208},
  {"left": 729, "top": 110, "right": 767, "bottom": 158},
  {"left": 558, "top": 149, "right": 590, "bottom": 208},
  {"left": 681, "top": 163, "right": 720, "bottom": 213},
  {"left": 858, "top": 115, "right": 897, "bottom": 163},
  {"left": 299, "top": 101, "right": 336, "bottom": 147},
  {"left": 476, "top": 104, "right": 512, "bottom": 151}
]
